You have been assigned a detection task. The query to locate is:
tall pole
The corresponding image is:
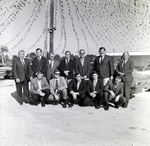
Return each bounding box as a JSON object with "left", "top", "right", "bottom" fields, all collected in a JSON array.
[{"left": 49, "top": 0, "right": 54, "bottom": 53}]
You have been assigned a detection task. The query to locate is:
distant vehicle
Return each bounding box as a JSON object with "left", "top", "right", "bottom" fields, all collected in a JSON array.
[
  {"left": 132, "top": 63, "right": 150, "bottom": 93},
  {"left": 0, "top": 63, "right": 13, "bottom": 79}
]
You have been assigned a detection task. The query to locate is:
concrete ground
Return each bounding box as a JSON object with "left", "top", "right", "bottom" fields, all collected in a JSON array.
[{"left": 0, "top": 78, "right": 150, "bottom": 146}]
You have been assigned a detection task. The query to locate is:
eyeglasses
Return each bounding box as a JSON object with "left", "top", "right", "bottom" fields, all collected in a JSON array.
[{"left": 55, "top": 73, "right": 60, "bottom": 75}]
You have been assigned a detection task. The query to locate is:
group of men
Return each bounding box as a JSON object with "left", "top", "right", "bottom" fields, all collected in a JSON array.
[{"left": 13, "top": 47, "right": 134, "bottom": 110}]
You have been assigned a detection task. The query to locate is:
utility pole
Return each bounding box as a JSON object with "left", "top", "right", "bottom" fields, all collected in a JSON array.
[{"left": 49, "top": 0, "right": 54, "bottom": 53}]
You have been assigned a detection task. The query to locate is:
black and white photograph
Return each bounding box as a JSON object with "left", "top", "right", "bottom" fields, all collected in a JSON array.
[{"left": 0, "top": 0, "right": 150, "bottom": 145}]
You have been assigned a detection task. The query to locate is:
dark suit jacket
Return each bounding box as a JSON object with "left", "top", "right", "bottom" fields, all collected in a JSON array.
[
  {"left": 116, "top": 59, "right": 134, "bottom": 83},
  {"left": 86, "top": 79, "right": 103, "bottom": 95},
  {"left": 75, "top": 57, "right": 91, "bottom": 77},
  {"left": 32, "top": 56, "right": 47, "bottom": 77},
  {"left": 93, "top": 55, "right": 114, "bottom": 79},
  {"left": 68, "top": 79, "right": 86, "bottom": 95},
  {"left": 104, "top": 80, "right": 124, "bottom": 97},
  {"left": 59, "top": 58, "right": 75, "bottom": 79},
  {"left": 46, "top": 59, "right": 60, "bottom": 80},
  {"left": 13, "top": 57, "right": 32, "bottom": 82},
  {"left": 30, "top": 77, "right": 49, "bottom": 94}
]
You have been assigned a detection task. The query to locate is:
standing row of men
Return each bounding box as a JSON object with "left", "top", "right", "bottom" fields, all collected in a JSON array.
[{"left": 13, "top": 47, "right": 134, "bottom": 109}]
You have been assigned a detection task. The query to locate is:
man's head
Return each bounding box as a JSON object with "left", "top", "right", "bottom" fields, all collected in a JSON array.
[
  {"left": 36, "top": 48, "right": 42, "bottom": 57},
  {"left": 92, "top": 72, "right": 98, "bottom": 80},
  {"left": 48, "top": 53, "right": 55, "bottom": 61},
  {"left": 54, "top": 69, "right": 60, "bottom": 79},
  {"left": 75, "top": 73, "right": 82, "bottom": 82},
  {"left": 18, "top": 50, "right": 25, "bottom": 59},
  {"left": 122, "top": 52, "right": 129, "bottom": 61},
  {"left": 114, "top": 76, "right": 121, "bottom": 85},
  {"left": 37, "top": 71, "right": 44, "bottom": 80},
  {"left": 99, "top": 47, "right": 106, "bottom": 57},
  {"left": 65, "top": 51, "right": 71, "bottom": 59},
  {"left": 79, "top": 49, "right": 85, "bottom": 58}
]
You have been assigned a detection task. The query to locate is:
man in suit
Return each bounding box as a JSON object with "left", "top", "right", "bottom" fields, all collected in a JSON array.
[
  {"left": 104, "top": 76, "right": 126, "bottom": 110},
  {"left": 32, "top": 48, "right": 47, "bottom": 77},
  {"left": 116, "top": 52, "right": 134, "bottom": 108},
  {"left": 68, "top": 73, "right": 88, "bottom": 107},
  {"left": 46, "top": 53, "right": 60, "bottom": 81},
  {"left": 48, "top": 70, "right": 68, "bottom": 108},
  {"left": 59, "top": 51, "right": 75, "bottom": 82},
  {"left": 13, "top": 50, "right": 32, "bottom": 104},
  {"left": 86, "top": 72, "right": 104, "bottom": 109},
  {"left": 30, "top": 71, "right": 50, "bottom": 107},
  {"left": 93, "top": 47, "right": 114, "bottom": 86},
  {"left": 75, "top": 49, "right": 91, "bottom": 80}
]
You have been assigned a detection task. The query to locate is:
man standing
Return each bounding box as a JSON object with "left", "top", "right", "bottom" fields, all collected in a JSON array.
[
  {"left": 75, "top": 49, "right": 91, "bottom": 80},
  {"left": 86, "top": 72, "right": 104, "bottom": 109},
  {"left": 48, "top": 70, "right": 68, "bottom": 108},
  {"left": 116, "top": 52, "right": 134, "bottom": 108},
  {"left": 32, "top": 48, "right": 47, "bottom": 77},
  {"left": 59, "top": 51, "right": 75, "bottom": 82},
  {"left": 93, "top": 47, "right": 114, "bottom": 86},
  {"left": 104, "top": 76, "right": 126, "bottom": 110},
  {"left": 46, "top": 53, "right": 60, "bottom": 81},
  {"left": 30, "top": 71, "right": 50, "bottom": 107},
  {"left": 13, "top": 50, "right": 32, "bottom": 104}
]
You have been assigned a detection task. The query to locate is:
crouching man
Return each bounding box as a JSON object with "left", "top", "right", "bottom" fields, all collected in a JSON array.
[
  {"left": 68, "top": 73, "right": 89, "bottom": 107},
  {"left": 104, "top": 76, "right": 126, "bottom": 110},
  {"left": 30, "top": 71, "right": 50, "bottom": 107},
  {"left": 86, "top": 72, "right": 104, "bottom": 109},
  {"left": 48, "top": 70, "right": 68, "bottom": 108}
]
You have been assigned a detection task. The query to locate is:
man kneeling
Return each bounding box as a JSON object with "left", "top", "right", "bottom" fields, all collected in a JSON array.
[
  {"left": 48, "top": 70, "right": 68, "bottom": 108},
  {"left": 104, "top": 76, "right": 126, "bottom": 110},
  {"left": 30, "top": 71, "right": 50, "bottom": 107}
]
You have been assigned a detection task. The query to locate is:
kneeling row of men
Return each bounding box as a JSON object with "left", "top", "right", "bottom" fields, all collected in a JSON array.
[{"left": 30, "top": 69, "right": 126, "bottom": 110}]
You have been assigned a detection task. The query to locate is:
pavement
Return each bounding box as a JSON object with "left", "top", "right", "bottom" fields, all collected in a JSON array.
[{"left": 0, "top": 78, "right": 150, "bottom": 146}]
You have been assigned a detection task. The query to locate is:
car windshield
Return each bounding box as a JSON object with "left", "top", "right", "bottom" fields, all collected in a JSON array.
[{"left": 143, "top": 64, "right": 150, "bottom": 71}]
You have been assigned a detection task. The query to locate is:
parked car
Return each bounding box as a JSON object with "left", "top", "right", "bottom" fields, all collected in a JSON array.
[
  {"left": 131, "top": 63, "right": 150, "bottom": 93},
  {"left": 0, "top": 62, "right": 13, "bottom": 79}
]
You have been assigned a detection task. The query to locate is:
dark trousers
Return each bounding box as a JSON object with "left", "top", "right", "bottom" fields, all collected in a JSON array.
[
  {"left": 15, "top": 78, "right": 29, "bottom": 101},
  {"left": 31, "top": 89, "right": 50, "bottom": 104},
  {"left": 69, "top": 94, "right": 89, "bottom": 106},
  {"left": 123, "top": 82, "right": 132, "bottom": 105},
  {"left": 104, "top": 92, "right": 126, "bottom": 106}
]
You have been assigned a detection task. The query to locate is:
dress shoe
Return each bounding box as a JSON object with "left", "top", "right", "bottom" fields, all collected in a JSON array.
[
  {"left": 40, "top": 98, "right": 45, "bottom": 107},
  {"left": 114, "top": 103, "right": 119, "bottom": 109},
  {"left": 19, "top": 102, "right": 23, "bottom": 105},
  {"left": 95, "top": 105, "right": 100, "bottom": 109},
  {"left": 68, "top": 103, "right": 73, "bottom": 108},
  {"left": 104, "top": 105, "right": 109, "bottom": 110},
  {"left": 61, "top": 102, "right": 67, "bottom": 108}
]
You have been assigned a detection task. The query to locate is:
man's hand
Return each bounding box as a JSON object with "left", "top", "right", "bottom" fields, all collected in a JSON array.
[
  {"left": 109, "top": 90, "right": 115, "bottom": 98},
  {"left": 115, "top": 95, "right": 120, "bottom": 102},
  {"left": 39, "top": 92, "right": 45, "bottom": 97},
  {"left": 89, "top": 92, "right": 96, "bottom": 98},
  {"left": 16, "top": 78, "right": 20, "bottom": 83},
  {"left": 110, "top": 76, "right": 113, "bottom": 80},
  {"left": 72, "top": 92, "right": 78, "bottom": 100},
  {"left": 54, "top": 94, "right": 59, "bottom": 100},
  {"left": 30, "top": 77, "right": 33, "bottom": 81},
  {"left": 64, "top": 70, "right": 69, "bottom": 76}
]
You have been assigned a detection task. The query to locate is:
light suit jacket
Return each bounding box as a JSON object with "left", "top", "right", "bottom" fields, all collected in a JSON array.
[{"left": 30, "top": 77, "right": 49, "bottom": 94}]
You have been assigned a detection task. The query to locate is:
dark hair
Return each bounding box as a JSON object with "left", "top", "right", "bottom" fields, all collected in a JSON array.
[
  {"left": 36, "top": 48, "right": 42, "bottom": 52},
  {"left": 99, "top": 47, "right": 106, "bottom": 52},
  {"left": 79, "top": 49, "right": 85, "bottom": 54},
  {"left": 65, "top": 51, "right": 71, "bottom": 55}
]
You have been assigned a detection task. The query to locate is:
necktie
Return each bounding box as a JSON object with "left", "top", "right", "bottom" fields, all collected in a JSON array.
[
  {"left": 80, "top": 58, "right": 84, "bottom": 66},
  {"left": 99, "top": 56, "right": 103, "bottom": 64},
  {"left": 49, "top": 60, "right": 52, "bottom": 69},
  {"left": 56, "top": 79, "right": 59, "bottom": 89},
  {"left": 122, "top": 61, "right": 125, "bottom": 68},
  {"left": 66, "top": 59, "right": 69, "bottom": 67},
  {"left": 93, "top": 80, "right": 97, "bottom": 91},
  {"left": 77, "top": 81, "right": 80, "bottom": 90},
  {"left": 21, "top": 59, "right": 25, "bottom": 66}
]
